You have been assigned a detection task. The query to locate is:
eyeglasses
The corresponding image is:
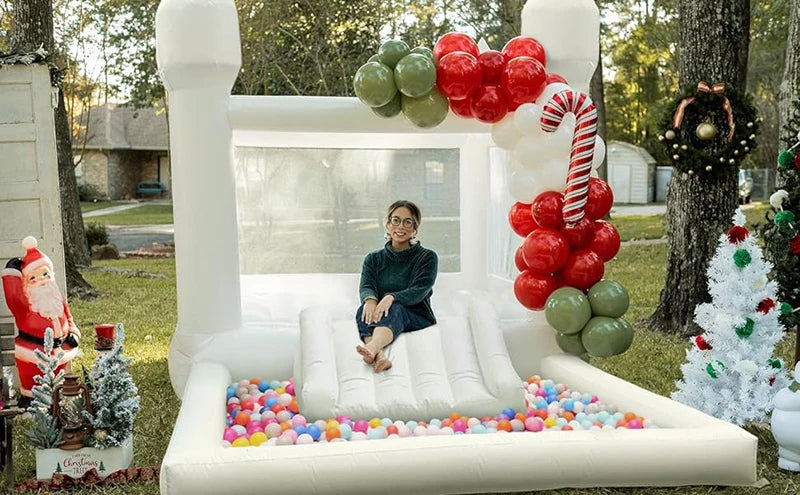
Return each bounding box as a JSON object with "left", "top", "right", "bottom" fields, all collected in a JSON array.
[{"left": 389, "top": 216, "right": 416, "bottom": 228}]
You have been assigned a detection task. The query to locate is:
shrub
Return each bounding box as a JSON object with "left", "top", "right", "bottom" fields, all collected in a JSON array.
[
  {"left": 78, "top": 183, "right": 103, "bottom": 202},
  {"left": 85, "top": 222, "right": 108, "bottom": 248}
]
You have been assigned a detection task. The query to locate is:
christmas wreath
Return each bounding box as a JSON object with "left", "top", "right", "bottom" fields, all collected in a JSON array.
[{"left": 657, "top": 81, "right": 760, "bottom": 176}]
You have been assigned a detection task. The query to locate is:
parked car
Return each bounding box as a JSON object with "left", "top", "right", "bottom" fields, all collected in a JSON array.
[{"left": 738, "top": 169, "right": 753, "bottom": 204}]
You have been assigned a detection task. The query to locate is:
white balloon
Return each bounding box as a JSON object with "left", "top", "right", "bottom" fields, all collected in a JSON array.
[
  {"left": 592, "top": 137, "right": 606, "bottom": 170},
  {"left": 513, "top": 103, "right": 543, "bottom": 135},
  {"left": 551, "top": 113, "right": 576, "bottom": 155},
  {"left": 491, "top": 114, "right": 522, "bottom": 150},
  {"left": 512, "top": 136, "right": 550, "bottom": 170},
  {"left": 534, "top": 82, "right": 572, "bottom": 107},
  {"left": 509, "top": 170, "right": 540, "bottom": 203},
  {"left": 533, "top": 157, "right": 570, "bottom": 195}
]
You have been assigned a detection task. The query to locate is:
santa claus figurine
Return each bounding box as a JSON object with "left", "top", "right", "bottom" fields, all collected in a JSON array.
[{"left": 2, "top": 236, "right": 80, "bottom": 405}]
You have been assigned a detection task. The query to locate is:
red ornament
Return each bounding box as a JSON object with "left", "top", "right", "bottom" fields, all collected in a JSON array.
[
  {"left": 478, "top": 50, "right": 506, "bottom": 85},
  {"left": 501, "top": 57, "right": 547, "bottom": 107},
  {"left": 513, "top": 270, "right": 557, "bottom": 311},
  {"left": 561, "top": 249, "right": 604, "bottom": 291},
  {"left": 589, "top": 220, "right": 621, "bottom": 261},
  {"left": 726, "top": 226, "right": 749, "bottom": 245},
  {"left": 694, "top": 335, "right": 712, "bottom": 351},
  {"left": 561, "top": 217, "right": 595, "bottom": 248},
  {"left": 501, "top": 36, "right": 547, "bottom": 66},
  {"left": 546, "top": 73, "right": 567, "bottom": 85},
  {"left": 437, "top": 51, "right": 482, "bottom": 100},
  {"left": 450, "top": 96, "right": 474, "bottom": 119},
  {"left": 756, "top": 298, "right": 776, "bottom": 314},
  {"left": 522, "top": 228, "right": 571, "bottom": 274},
  {"left": 791, "top": 233, "right": 800, "bottom": 254},
  {"left": 433, "top": 32, "right": 479, "bottom": 60},
  {"left": 470, "top": 85, "right": 508, "bottom": 123},
  {"left": 531, "top": 191, "right": 565, "bottom": 229},
  {"left": 585, "top": 178, "right": 614, "bottom": 220},
  {"left": 508, "top": 201, "right": 539, "bottom": 237},
  {"left": 769, "top": 376, "right": 776, "bottom": 386},
  {"left": 795, "top": 152, "right": 800, "bottom": 172},
  {"left": 514, "top": 246, "right": 528, "bottom": 272}
]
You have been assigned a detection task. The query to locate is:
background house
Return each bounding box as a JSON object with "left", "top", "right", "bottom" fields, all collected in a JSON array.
[
  {"left": 73, "top": 103, "right": 170, "bottom": 199},
  {"left": 607, "top": 140, "right": 657, "bottom": 204}
]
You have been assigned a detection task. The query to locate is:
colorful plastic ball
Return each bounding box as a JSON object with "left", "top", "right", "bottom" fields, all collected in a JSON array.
[
  {"left": 305, "top": 424, "right": 321, "bottom": 441},
  {"left": 510, "top": 419, "right": 525, "bottom": 432},
  {"left": 264, "top": 423, "right": 282, "bottom": 438},
  {"left": 278, "top": 393, "right": 293, "bottom": 407},
  {"left": 413, "top": 426, "right": 428, "bottom": 436},
  {"left": 241, "top": 399, "right": 255, "bottom": 412},
  {"left": 452, "top": 419, "right": 467, "bottom": 433},
  {"left": 369, "top": 418, "right": 382, "bottom": 429},
  {"left": 291, "top": 415, "right": 307, "bottom": 427},
  {"left": 327, "top": 420, "right": 340, "bottom": 430},
  {"left": 398, "top": 426, "right": 412, "bottom": 437},
  {"left": 275, "top": 435, "right": 294, "bottom": 446},
  {"left": 627, "top": 420, "right": 643, "bottom": 429},
  {"left": 232, "top": 437, "right": 250, "bottom": 448},
  {"left": 336, "top": 423, "right": 351, "bottom": 440},
  {"left": 296, "top": 433, "right": 314, "bottom": 445},
  {"left": 525, "top": 417, "right": 543, "bottom": 432},
  {"left": 353, "top": 420, "right": 369, "bottom": 433},
  {"left": 386, "top": 425, "right": 399, "bottom": 436},
  {"left": 226, "top": 387, "right": 236, "bottom": 399},
  {"left": 326, "top": 427, "right": 341, "bottom": 441},
  {"left": 292, "top": 425, "right": 307, "bottom": 436},
  {"left": 409, "top": 420, "right": 422, "bottom": 430},
  {"left": 502, "top": 408, "right": 516, "bottom": 420},
  {"left": 249, "top": 432, "right": 268, "bottom": 446},
  {"left": 497, "top": 419, "right": 512, "bottom": 432},
  {"left": 223, "top": 428, "right": 238, "bottom": 443},
  {"left": 471, "top": 424, "right": 487, "bottom": 434},
  {"left": 234, "top": 412, "right": 250, "bottom": 426},
  {"left": 285, "top": 383, "right": 295, "bottom": 395},
  {"left": 276, "top": 410, "right": 292, "bottom": 423}
]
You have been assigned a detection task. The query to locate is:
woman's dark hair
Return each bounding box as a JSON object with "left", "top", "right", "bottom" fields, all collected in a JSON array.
[{"left": 386, "top": 200, "right": 422, "bottom": 227}]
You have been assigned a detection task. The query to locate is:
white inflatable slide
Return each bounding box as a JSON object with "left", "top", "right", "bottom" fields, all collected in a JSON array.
[{"left": 155, "top": 0, "right": 758, "bottom": 493}]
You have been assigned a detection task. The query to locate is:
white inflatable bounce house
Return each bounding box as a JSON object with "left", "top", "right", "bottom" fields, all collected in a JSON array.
[{"left": 156, "top": 0, "right": 759, "bottom": 492}]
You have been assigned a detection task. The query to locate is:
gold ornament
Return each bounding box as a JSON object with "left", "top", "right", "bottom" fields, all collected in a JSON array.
[
  {"left": 719, "top": 157, "right": 725, "bottom": 163},
  {"left": 734, "top": 150, "right": 739, "bottom": 155},
  {"left": 658, "top": 135, "right": 665, "bottom": 141},
  {"left": 740, "top": 140, "right": 747, "bottom": 146},
  {"left": 705, "top": 165, "right": 713, "bottom": 172},
  {"left": 749, "top": 134, "right": 756, "bottom": 140},
  {"left": 681, "top": 145, "right": 688, "bottom": 150},
  {"left": 688, "top": 170, "right": 695, "bottom": 175},
  {"left": 745, "top": 147, "right": 750, "bottom": 152},
  {"left": 729, "top": 159, "right": 736, "bottom": 164},
  {"left": 672, "top": 144, "right": 679, "bottom": 150},
  {"left": 672, "top": 154, "right": 680, "bottom": 160},
  {"left": 696, "top": 122, "right": 718, "bottom": 141},
  {"left": 747, "top": 122, "right": 754, "bottom": 128},
  {"left": 665, "top": 130, "right": 676, "bottom": 140}
]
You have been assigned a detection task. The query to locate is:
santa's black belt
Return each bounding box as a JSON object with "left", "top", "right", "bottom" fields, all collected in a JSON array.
[{"left": 16, "top": 332, "right": 64, "bottom": 348}]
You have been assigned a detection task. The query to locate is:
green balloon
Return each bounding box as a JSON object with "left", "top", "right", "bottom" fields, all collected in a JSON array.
[
  {"left": 581, "top": 316, "right": 634, "bottom": 358},
  {"left": 588, "top": 280, "right": 630, "bottom": 318},
  {"left": 544, "top": 287, "right": 593, "bottom": 335},
  {"left": 411, "top": 46, "right": 437, "bottom": 65},
  {"left": 354, "top": 62, "right": 397, "bottom": 108},
  {"left": 401, "top": 88, "right": 449, "bottom": 128},
  {"left": 580, "top": 353, "right": 591, "bottom": 363},
  {"left": 394, "top": 54, "right": 436, "bottom": 97},
  {"left": 368, "top": 54, "right": 381, "bottom": 63},
  {"left": 372, "top": 93, "right": 402, "bottom": 118},
  {"left": 378, "top": 39, "right": 410, "bottom": 69},
  {"left": 555, "top": 332, "right": 587, "bottom": 356}
]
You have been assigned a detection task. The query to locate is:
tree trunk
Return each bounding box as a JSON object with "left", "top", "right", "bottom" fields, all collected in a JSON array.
[
  {"left": 779, "top": 0, "right": 800, "bottom": 155},
  {"left": 591, "top": 37, "right": 608, "bottom": 182},
  {"left": 12, "top": 0, "right": 94, "bottom": 295},
  {"left": 646, "top": 0, "right": 750, "bottom": 336}
]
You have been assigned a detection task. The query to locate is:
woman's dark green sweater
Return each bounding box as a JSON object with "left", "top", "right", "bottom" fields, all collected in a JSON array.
[{"left": 358, "top": 241, "right": 438, "bottom": 324}]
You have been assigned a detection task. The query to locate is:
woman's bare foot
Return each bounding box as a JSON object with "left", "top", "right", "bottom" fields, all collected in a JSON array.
[
  {"left": 356, "top": 344, "right": 377, "bottom": 364},
  {"left": 373, "top": 352, "right": 392, "bottom": 372}
]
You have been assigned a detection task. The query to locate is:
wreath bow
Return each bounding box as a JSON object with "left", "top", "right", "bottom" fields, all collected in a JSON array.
[{"left": 672, "top": 81, "right": 735, "bottom": 142}]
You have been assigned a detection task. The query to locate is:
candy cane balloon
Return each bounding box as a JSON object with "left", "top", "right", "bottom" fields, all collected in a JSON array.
[{"left": 540, "top": 90, "right": 597, "bottom": 225}]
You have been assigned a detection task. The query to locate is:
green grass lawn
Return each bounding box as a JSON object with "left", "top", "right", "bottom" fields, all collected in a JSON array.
[
  {"left": 80, "top": 201, "right": 120, "bottom": 213},
  {"left": 1, "top": 245, "right": 797, "bottom": 494},
  {"left": 86, "top": 205, "right": 175, "bottom": 226}
]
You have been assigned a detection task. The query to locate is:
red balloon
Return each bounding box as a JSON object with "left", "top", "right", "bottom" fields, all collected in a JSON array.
[
  {"left": 586, "top": 177, "right": 614, "bottom": 220},
  {"left": 514, "top": 270, "right": 557, "bottom": 311},
  {"left": 562, "top": 250, "right": 605, "bottom": 291},
  {"left": 531, "top": 191, "right": 565, "bottom": 229},
  {"left": 508, "top": 201, "right": 539, "bottom": 237},
  {"left": 437, "top": 52, "right": 482, "bottom": 100},
  {"left": 502, "top": 36, "right": 547, "bottom": 66},
  {"left": 478, "top": 50, "right": 506, "bottom": 84},
  {"left": 501, "top": 57, "right": 547, "bottom": 107},
  {"left": 434, "top": 32, "right": 479, "bottom": 60},
  {"left": 514, "top": 245, "right": 528, "bottom": 272},
  {"left": 561, "top": 217, "right": 595, "bottom": 248},
  {"left": 590, "top": 220, "right": 621, "bottom": 261},
  {"left": 522, "top": 229, "right": 570, "bottom": 274},
  {"left": 450, "top": 96, "right": 474, "bottom": 118},
  {"left": 471, "top": 85, "right": 508, "bottom": 123},
  {"left": 552, "top": 271, "right": 568, "bottom": 289},
  {"left": 546, "top": 73, "right": 567, "bottom": 84}
]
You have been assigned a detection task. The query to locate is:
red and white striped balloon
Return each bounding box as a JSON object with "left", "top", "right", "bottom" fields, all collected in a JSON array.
[{"left": 540, "top": 90, "right": 597, "bottom": 225}]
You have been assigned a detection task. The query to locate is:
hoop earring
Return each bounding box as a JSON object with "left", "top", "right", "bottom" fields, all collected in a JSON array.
[{"left": 384, "top": 232, "right": 391, "bottom": 240}]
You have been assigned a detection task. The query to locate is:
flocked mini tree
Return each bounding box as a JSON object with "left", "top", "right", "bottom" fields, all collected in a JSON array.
[
  {"left": 673, "top": 209, "right": 789, "bottom": 425},
  {"left": 26, "top": 328, "right": 65, "bottom": 449},
  {"left": 85, "top": 324, "right": 139, "bottom": 449}
]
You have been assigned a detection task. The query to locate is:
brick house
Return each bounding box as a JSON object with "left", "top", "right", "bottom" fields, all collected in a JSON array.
[{"left": 72, "top": 103, "right": 171, "bottom": 199}]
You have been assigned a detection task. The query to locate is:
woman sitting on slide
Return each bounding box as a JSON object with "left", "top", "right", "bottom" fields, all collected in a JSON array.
[{"left": 356, "top": 200, "right": 439, "bottom": 373}]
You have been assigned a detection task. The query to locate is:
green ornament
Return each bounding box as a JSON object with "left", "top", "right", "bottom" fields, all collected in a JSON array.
[
  {"left": 378, "top": 39, "right": 410, "bottom": 69},
  {"left": 372, "top": 93, "right": 402, "bottom": 118},
  {"left": 555, "top": 332, "right": 587, "bottom": 356},
  {"left": 778, "top": 150, "right": 796, "bottom": 168},
  {"left": 587, "top": 280, "right": 630, "bottom": 318},
  {"left": 545, "top": 287, "right": 593, "bottom": 335},
  {"left": 733, "top": 248, "right": 751, "bottom": 268},
  {"left": 775, "top": 210, "right": 796, "bottom": 226},
  {"left": 706, "top": 360, "right": 726, "bottom": 379},
  {"left": 780, "top": 302, "right": 794, "bottom": 316},
  {"left": 401, "top": 88, "right": 449, "bottom": 128},
  {"left": 768, "top": 358, "right": 783, "bottom": 369},
  {"left": 581, "top": 316, "right": 634, "bottom": 358},
  {"left": 410, "top": 46, "right": 437, "bottom": 65},
  {"left": 735, "top": 317, "right": 755, "bottom": 338},
  {"left": 353, "top": 62, "right": 397, "bottom": 108},
  {"left": 394, "top": 54, "right": 436, "bottom": 98}
]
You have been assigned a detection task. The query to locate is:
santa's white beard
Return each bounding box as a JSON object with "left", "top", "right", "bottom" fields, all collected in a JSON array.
[{"left": 24, "top": 279, "right": 64, "bottom": 320}]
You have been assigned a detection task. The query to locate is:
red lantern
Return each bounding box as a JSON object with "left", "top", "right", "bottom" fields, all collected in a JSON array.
[
  {"left": 501, "top": 36, "right": 546, "bottom": 66},
  {"left": 531, "top": 191, "right": 565, "bottom": 229},
  {"left": 478, "top": 50, "right": 506, "bottom": 85},
  {"left": 508, "top": 201, "right": 539, "bottom": 237},
  {"left": 501, "top": 56, "right": 547, "bottom": 107},
  {"left": 561, "top": 217, "right": 595, "bottom": 248},
  {"left": 514, "top": 246, "right": 528, "bottom": 272},
  {"left": 522, "top": 228, "right": 571, "bottom": 274},
  {"left": 561, "top": 249, "right": 604, "bottom": 291},
  {"left": 434, "top": 32, "right": 480, "bottom": 60},
  {"left": 449, "top": 97, "right": 474, "bottom": 119},
  {"left": 437, "top": 51, "right": 482, "bottom": 100},
  {"left": 585, "top": 177, "right": 614, "bottom": 220},
  {"left": 514, "top": 270, "right": 557, "bottom": 311},
  {"left": 471, "top": 85, "right": 508, "bottom": 123},
  {"left": 589, "top": 221, "right": 621, "bottom": 261}
]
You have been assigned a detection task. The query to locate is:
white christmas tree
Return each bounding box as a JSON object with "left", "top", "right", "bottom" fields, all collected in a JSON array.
[
  {"left": 672, "top": 209, "right": 790, "bottom": 425},
  {"left": 26, "top": 328, "right": 65, "bottom": 449}
]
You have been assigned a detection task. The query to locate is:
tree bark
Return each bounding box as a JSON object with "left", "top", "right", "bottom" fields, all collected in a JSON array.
[
  {"left": 591, "top": 39, "right": 608, "bottom": 182},
  {"left": 646, "top": 0, "right": 750, "bottom": 336},
  {"left": 779, "top": 0, "right": 800, "bottom": 152},
  {"left": 10, "top": 0, "right": 53, "bottom": 54}
]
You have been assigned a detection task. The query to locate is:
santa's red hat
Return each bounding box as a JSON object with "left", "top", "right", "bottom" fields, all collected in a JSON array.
[{"left": 20, "top": 236, "right": 53, "bottom": 276}]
